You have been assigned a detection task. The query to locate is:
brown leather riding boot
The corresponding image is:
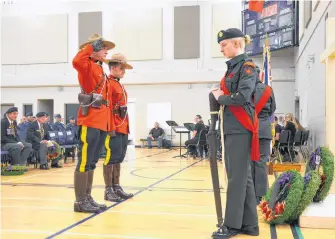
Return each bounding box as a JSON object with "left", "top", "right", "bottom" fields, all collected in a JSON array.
[
  {"left": 113, "top": 163, "right": 134, "bottom": 199},
  {"left": 74, "top": 171, "right": 100, "bottom": 213},
  {"left": 103, "top": 165, "right": 122, "bottom": 202},
  {"left": 86, "top": 170, "right": 107, "bottom": 210}
]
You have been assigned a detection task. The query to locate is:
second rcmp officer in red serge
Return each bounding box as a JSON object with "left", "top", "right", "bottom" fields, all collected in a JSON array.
[
  {"left": 211, "top": 28, "right": 260, "bottom": 238},
  {"left": 103, "top": 54, "right": 134, "bottom": 201},
  {"left": 252, "top": 74, "right": 276, "bottom": 204},
  {"left": 72, "top": 34, "right": 115, "bottom": 213}
]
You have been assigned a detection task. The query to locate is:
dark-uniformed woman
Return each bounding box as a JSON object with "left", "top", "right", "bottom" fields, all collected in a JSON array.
[{"left": 211, "top": 28, "right": 260, "bottom": 238}]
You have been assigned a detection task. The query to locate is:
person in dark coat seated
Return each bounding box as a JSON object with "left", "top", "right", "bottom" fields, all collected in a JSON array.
[
  {"left": 185, "top": 115, "right": 206, "bottom": 159},
  {"left": 26, "top": 112, "right": 62, "bottom": 169},
  {"left": 1, "top": 107, "right": 32, "bottom": 166},
  {"left": 17, "top": 112, "right": 34, "bottom": 131},
  {"left": 52, "top": 114, "right": 65, "bottom": 131}
]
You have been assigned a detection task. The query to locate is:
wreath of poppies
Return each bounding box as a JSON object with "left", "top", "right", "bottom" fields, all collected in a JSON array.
[
  {"left": 290, "top": 170, "right": 321, "bottom": 221},
  {"left": 259, "top": 170, "right": 304, "bottom": 224},
  {"left": 305, "top": 147, "right": 334, "bottom": 203},
  {"left": 1, "top": 165, "right": 26, "bottom": 176},
  {"left": 47, "top": 141, "right": 62, "bottom": 161}
]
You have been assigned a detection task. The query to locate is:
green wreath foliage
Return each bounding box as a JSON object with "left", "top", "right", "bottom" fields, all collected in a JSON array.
[
  {"left": 262, "top": 170, "right": 304, "bottom": 224},
  {"left": 290, "top": 170, "right": 321, "bottom": 221},
  {"left": 312, "top": 147, "right": 334, "bottom": 202}
]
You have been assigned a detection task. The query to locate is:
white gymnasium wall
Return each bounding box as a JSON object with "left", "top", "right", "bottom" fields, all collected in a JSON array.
[
  {"left": 1, "top": 0, "right": 296, "bottom": 145},
  {"left": 294, "top": 0, "right": 333, "bottom": 149},
  {"left": 2, "top": 14, "right": 68, "bottom": 64}
]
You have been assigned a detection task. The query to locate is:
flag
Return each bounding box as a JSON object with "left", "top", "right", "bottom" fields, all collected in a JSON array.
[
  {"left": 262, "top": 34, "right": 272, "bottom": 86},
  {"left": 248, "top": 0, "right": 264, "bottom": 13}
]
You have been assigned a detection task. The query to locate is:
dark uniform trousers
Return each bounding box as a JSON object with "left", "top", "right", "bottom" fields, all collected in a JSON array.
[
  {"left": 75, "top": 126, "right": 107, "bottom": 172},
  {"left": 251, "top": 139, "right": 271, "bottom": 197},
  {"left": 1, "top": 142, "right": 32, "bottom": 165},
  {"left": 104, "top": 132, "right": 128, "bottom": 185},
  {"left": 224, "top": 133, "right": 258, "bottom": 229}
]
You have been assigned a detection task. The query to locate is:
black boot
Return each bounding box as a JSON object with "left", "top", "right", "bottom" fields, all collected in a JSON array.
[
  {"left": 74, "top": 171, "right": 101, "bottom": 213},
  {"left": 87, "top": 170, "right": 107, "bottom": 210},
  {"left": 105, "top": 187, "right": 123, "bottom": 202},
  {"left": 103, "top": 165, "right": 122, "bottom": 202},
  {"left": 212, "top": 225, "right": 241, "bottom": 239},
  {"left": 113, "top": 184, "right": 134, "bottom": 199},
  {"left": 113, "top": 163, "right": 134, "bottom": 199}
]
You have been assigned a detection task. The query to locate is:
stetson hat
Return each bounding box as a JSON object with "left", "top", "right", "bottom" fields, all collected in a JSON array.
[
  {"left": 104, "top": 53, "right": 133, "bottom": 69},
  {"left": 79, "top": 33, "right": 115, "bottom": 50}
]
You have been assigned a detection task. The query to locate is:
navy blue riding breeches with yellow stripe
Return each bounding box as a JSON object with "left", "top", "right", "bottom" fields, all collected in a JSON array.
[
  {"left": 75, "top": 126, "right": 107, "bottom": 172},
  {"left": 104, "top": 132, "right": 128, "bottom": 165}
]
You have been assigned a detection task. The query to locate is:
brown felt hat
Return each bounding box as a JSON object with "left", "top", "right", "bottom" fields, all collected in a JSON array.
[
  {"left": 79, "top": 33, "right": 115, "bottom": 50},
  {"left": 104, "top": 53, "right": 133, "bottom": 69}
]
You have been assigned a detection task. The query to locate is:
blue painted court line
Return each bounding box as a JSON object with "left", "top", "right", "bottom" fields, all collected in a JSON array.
[{"left": 45, "top": 159, "right": 202, "bottom": 239}]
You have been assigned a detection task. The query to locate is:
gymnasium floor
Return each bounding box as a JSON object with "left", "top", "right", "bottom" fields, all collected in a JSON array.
[{"left": 1, "top": 147, "right": 335, "bottom": 239}]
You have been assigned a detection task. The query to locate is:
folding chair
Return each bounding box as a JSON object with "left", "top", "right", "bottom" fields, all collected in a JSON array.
[
  {"left": 293, "top": 130, "right": 304, "bottom": 162},
  {"left": 273, "top": 130, "right": 291, "bottom": 163}
]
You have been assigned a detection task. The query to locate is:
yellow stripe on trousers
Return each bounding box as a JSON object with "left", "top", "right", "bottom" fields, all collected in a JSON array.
[
  {"left": 104, "top": 135, "right": 111, "bottom": 165},
  {"left": 79, "top": 126, "right": 88, "bottom": 172}
]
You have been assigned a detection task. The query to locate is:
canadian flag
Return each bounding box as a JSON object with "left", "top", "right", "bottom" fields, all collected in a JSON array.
[{"left": 248, "top": 0, "right": 264, "bottom": 13}]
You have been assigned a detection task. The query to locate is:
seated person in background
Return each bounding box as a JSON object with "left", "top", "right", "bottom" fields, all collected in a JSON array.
[
  {"left": 45, "top": 113, "right": 53, "bottom": 131},
  {"left": 293, "top": 117, "right": 305, "bottom": 131},
  {"left": 52, "top": 114, "right": 66, "bottom": 131},
  {"left": 284, "top": 113, "right": 296, "bottom": 142},
  {"left": 147, "top": 122, "right": 165, "bottom": 149},
  {"left": 185, "top": 115, "right": 205, "bottom": 158},
  {"left": 17, "top": 112, "right": 34, "bottom": 131},
  {"left": 26, "top": 112, "right": 62, "bottom": 169},
  {"left": 1, "top": 107, "right": 32, "bottom": 166},
  {"left": 274, "top": 116, "right": 282, "bottom": 147},
  {"left": 66, "top": 116, "right": 78, "bottom": 131}
]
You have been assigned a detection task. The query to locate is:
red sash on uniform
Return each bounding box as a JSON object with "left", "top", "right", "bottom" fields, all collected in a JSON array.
[
  {"left": 255, "top": 85, "right": 272, "bottom": 115},
  {"left": 221, "top": 77, "right": 260, "bottom": 161}
]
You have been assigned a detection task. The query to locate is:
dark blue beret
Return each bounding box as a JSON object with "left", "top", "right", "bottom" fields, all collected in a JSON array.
[
  {"left": 55, "top": 114, "right": 61, "bottom": 118},
  {"left": 69, "top": 116, "right": 75, "bottom": 120},
  {"left": 6, "top": 107, "right": 18, "bottom": 113},
  {"left": 25, "top": 112, "right": 33, "bottom": 117},
  {"left": 217, "top": 28, "right": 245, "bottom": 43},
  {"left": 36, "top": 112, "right": 47, "bottom": 118}
]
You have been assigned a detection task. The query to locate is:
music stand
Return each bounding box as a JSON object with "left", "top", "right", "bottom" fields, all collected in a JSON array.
[
  {"left": 171, "top": 126, "right": 190, "bottom": 158},
  {"left": 166, "top": 120, "right": 178, "bottom": 142}
]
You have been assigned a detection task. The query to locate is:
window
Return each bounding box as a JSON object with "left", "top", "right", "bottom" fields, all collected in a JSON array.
[
  {"left": 304, "top": 0, "right": 312, "bottom": 28},
  {"left": 0, "top": 104, "right": 14, "bottom": 117},
  {"left": 23, "top": 104, "right": 33, "bottom": 116},
  {"left": 65, "top": 104, "right": 80, "bottom": 124}
]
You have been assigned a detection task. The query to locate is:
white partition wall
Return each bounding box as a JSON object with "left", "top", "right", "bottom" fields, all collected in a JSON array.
[
  {"left": 2, "top": 14, "right": 68, "bottom": 65},
  {"left": 212, "top": 2, "right": 242, "bottom": 58},
  {"left": 112, "top": 8, "right": 163, "bottom": 61}
]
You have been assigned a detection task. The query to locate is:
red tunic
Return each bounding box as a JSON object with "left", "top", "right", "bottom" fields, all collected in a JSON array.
[
  {"left": 108, "top": 75, "right": 129, "bottom": 135},
  {"left": 72, "top": 44, "right": 112, "bottom": 132}
]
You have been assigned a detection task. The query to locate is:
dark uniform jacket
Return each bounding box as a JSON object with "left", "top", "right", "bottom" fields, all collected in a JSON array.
[
  {"left": 17, "top": 121, "right": 31, "bottom": 132},
  {"left": 52, "top": 122, "right": 65, "bottom": 131},
  {"left": 26, "top": 121, "right": 50, "bottom": 150},
  {"left": 1, "top": 117, "right": 20, "bottom": 147},
  {"left": 218, "top": 53, "right": 258, "bottom": 135},
  {"left": 254, "top": 81, "right": 276, "bottom": 139}
]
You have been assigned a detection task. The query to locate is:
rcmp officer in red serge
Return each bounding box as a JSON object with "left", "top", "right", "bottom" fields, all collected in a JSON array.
[
  {"left": 72, "top": 34, "right": 115, "bottom": 213},
  {"left": 252, "top": 74, "right": 276, "bottom": 204},
  {"left": 211, "top": 28, "right": 260, "bottom": 238},
  {"left": 103, "top": 54, "right": 134, "bottom": 202}
]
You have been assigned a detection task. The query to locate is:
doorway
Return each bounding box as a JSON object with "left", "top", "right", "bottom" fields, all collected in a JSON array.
[{"left": 38, "top": 99, "right": 54, "bottom": 123}]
